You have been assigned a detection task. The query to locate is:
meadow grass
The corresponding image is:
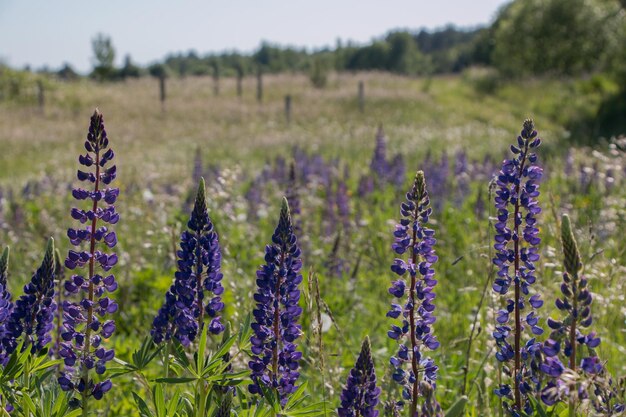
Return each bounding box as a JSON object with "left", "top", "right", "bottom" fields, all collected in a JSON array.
[{"left": 0, "top": 72, "right": 623, "bottom": 415}]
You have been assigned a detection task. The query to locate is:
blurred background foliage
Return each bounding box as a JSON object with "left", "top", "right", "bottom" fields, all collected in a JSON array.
[{"left": 2, "top": 0, "right": 625, "bottom": 138}]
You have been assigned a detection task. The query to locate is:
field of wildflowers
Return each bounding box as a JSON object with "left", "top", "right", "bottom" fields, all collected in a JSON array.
[{"left": 0, "top": 73, "right": 624, "bottom": 416}]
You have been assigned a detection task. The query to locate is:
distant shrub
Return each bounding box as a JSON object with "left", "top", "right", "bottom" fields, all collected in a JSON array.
[{"left": 309, "top": 59, "right": 328, "bottom": 89}]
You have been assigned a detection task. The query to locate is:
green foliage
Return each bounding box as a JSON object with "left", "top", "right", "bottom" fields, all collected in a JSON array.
[
  {"left": 1, "top": 72, "right": 625, "bottom": 416},
  {"left": 386, "top": 32, "right": 430, "bottom": 75},
  {"left": 492, "top": 0, "right": 625, "bottom": 77},
  {"left": 0, "top": 343, "right": 68, "bottom": 416},
  {"left": 0, "top": 66, "right": 46, "bottom": 104},
  {"left": 119, "top": 55, "right": 142, "bottom": 79},
  {"left": 444, "top": 396, "right": 467, "bottom": 417}
]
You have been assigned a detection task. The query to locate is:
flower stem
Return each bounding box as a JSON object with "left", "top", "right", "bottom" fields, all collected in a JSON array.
[
  {"left": 195, "top": 230, "right": 204, "bottom": 333},
  {"left": 409, "top": 204, "right": 421, "bottom": 417},
  {"left": 81, "top": 142, "right": 101, "bottom": 417},
  {"left": 512, "top": 140, "right": 529, "bottom": 411},
  {"left": 272, "top": 251, "right": 286, "bottom": 390}
]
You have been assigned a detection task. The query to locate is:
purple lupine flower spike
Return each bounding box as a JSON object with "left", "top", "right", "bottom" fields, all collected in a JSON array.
[
  {"left": 370, "top": 125, "right": 389, "bottom": 181},
  {"left": 4, "top": 238, "right": 56, "bottom": 355},
  {"left": 0, "top": 247, "right": 11, "bottom": 364},
  {"left": 0, "top": 247, "right": 12, "bottom": 328},
  {"left": 492, "top": 119, "right": 544, "bottom": 414},
  {"left": 152, "top": 177, "right": 224, "bottom": 345},
  {"left": 248, "top": 197, "right": 303, "bottom": 405},
  {"left": 338, "top": 336, "right": 381, "bottom": 417},
  {"left": 58, "top": 110, "right": 119, "bottom": 405},
  {"left": 540, "top": 214, "right": 622, "bottom": 412},
  {"left": 388, "top": 170, "right": 442, "bottom": 416}
]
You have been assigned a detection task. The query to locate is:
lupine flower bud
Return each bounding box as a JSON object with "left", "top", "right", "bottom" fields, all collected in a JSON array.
[
  {"left": 4, "top": 238, "right": 56, "bottom": 355},
  {"left": 58, "top": 109, "right": 119, "bottom": 403},
  {"left": 338, "top": 336, "right": 381, "bottom": 417},
  {"left": 248, "top": 198, "right": 303, "bottom": 405},
  {"left": 561, "top": 215, "right": 581, "bottom": 276},
  {"left": 152, "top": 177, "right": 225, "bottom": 346},
  {"left": 388, "top": 171, "right": 442, "bottom": 416},
  {"left": 492, "top": 120, "right": 544, "bottom": 414}
]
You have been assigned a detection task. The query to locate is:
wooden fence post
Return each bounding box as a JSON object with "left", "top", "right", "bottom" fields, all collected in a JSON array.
[{"left": 285, "top": 95, "right": 292, "bottom": 125}]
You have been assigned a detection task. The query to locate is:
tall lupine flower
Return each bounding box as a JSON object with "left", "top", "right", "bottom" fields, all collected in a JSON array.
[
  {"left": 492, "top": 119, "right": 544, "bottom": 415},
  {"left": 336, "top": 180, "right": 351, "bottom": 232},
  {"left": 58, "top": 110, "right": 119, "bottom": 406},
  {"left": 4, "top": 238, "right": 56, "bottom": 355},
  {"left": 152, "top": 177, "right": 225, "bottom": 345},
  {"left": 540, "top": 214, "right": 613, "bottom": 410},
  {"left": 248, "top": 198, "right": 303, "bottom": 405},
  {"left": 0, "top": 247, "right": 11, "bottom": 323},
  {"left": 370, "top": 125, "right": 389, "bottom": 181},
  {"left": 387, "top": 171, "right": 441, "bottom": 417},
  {"left": 338, "top": 336, "right": 381, "bottom": 417},
  {"left": 0, "top": 246, "right": 13, "bottom": 364}
]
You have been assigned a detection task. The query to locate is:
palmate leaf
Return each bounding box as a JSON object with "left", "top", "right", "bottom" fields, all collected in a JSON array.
[
  {"left": 109, "top": 337, "right": 163, "bottom": 378},
  {"left": 172, "top": 339, "right": 191, "bottom": 369},
  {"left": 134, "top": 337, "right": 163, "bottom": 370}
]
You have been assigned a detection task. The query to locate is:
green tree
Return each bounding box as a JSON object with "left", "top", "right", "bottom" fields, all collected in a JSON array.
[
  {"left": 386, "top": 31, "right": 429, "bottom": 75},
  {"left": 492, "top": 0, "right": 624, "bottom": 77},
  {"left": 91, "top": 33, "right": 116, "bottom": 81}
]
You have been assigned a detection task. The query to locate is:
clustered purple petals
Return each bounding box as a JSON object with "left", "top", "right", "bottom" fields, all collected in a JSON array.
[
  {"left": 491, "top": 119, "right": 544, "bottom": 414},
  {"left": 2, "top": 239, "right": 56, "bottom": 357},
  {"left": 359, "top": 126, "right": 406, "bottom": 195},
  {"left": 58, "top": 109, "right": 118, "bottom": 402},
  {"left": 0, "top": 247, "right": 13, "bottom": 364},
  {"left": 387, "top": 170, "right": 441, "bottom": 415},
  {"left": 338, "top": 337, "right": 381, "bottom": 417},
  {"left": 248, "top": 198, "right": 303, "bottom": 404},
  {"left": 152, "top": 177, "right": 225, "bottom": 346}
]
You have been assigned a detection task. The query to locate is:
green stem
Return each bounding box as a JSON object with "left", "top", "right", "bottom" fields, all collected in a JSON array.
[
  {"left": 164, "top": 340, "right": 172, "bottom": 402},
  {"left": 22, "top": 358, "right": 31, "bottom": 417},
  {"left": 196, "top": 380, "right": 208, "bottom": 417}
]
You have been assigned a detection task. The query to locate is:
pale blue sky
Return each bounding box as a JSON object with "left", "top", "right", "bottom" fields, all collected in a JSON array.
[{"left": 0, "top": 0, "right": 509, "bottom": 73}]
